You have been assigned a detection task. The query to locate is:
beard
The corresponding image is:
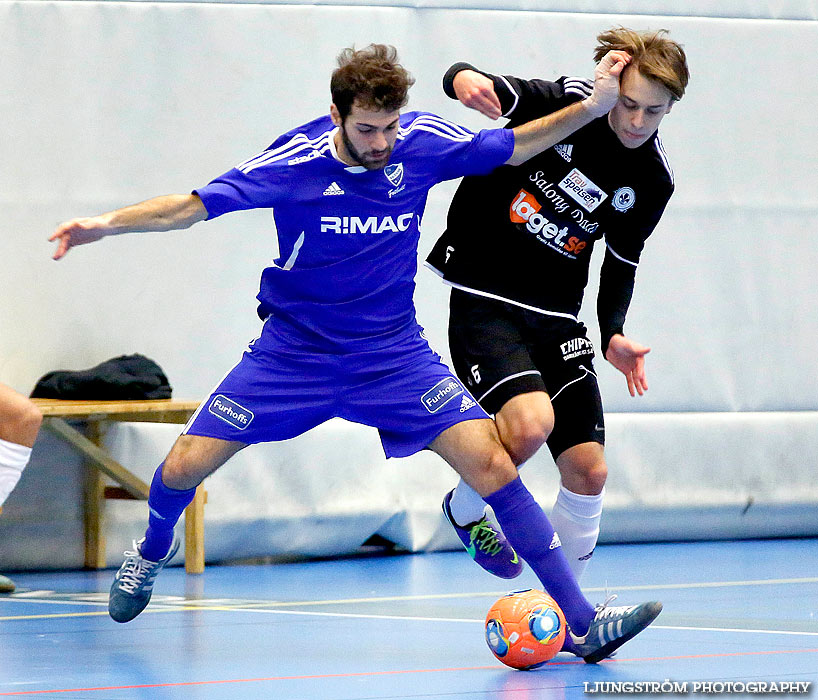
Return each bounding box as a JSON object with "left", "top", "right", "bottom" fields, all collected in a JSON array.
[{"left": 340, "top": 126, "right": 392, "bottom": 170}]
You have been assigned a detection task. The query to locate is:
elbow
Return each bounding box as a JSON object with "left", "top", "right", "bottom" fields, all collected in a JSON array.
[
  {"left": 177, "top": 216, "right": 200, "bottom": 231},
  {"left": 176, "top": 195, "right": 208, "bottom": 229},
  {"left": 505, "top": 150, "right": 526, "bottom": 167}
]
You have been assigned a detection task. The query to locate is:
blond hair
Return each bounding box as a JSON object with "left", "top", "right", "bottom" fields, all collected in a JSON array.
[{"left": 594, "top": 27, "right": 689, "bottom": 101}]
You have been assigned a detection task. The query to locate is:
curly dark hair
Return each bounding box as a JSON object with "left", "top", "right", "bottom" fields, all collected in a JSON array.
[
  {"left": 594, "top": 27, "right": 689, "bottom": 101},
  {"left": 331, "top": 44, "right": 415, "bottom": 120}
]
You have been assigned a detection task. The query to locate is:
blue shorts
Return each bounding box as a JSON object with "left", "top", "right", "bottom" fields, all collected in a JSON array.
[{"left": 183, "top": 319, "right": 490, "bottom": 458}]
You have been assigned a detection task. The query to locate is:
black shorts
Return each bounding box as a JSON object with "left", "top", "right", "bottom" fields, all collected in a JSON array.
[{"left": 448, "top": 289, "right": 605, "bottom": 459}]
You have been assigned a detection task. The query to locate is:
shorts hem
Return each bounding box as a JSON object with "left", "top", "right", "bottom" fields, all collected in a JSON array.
[
  {"left": 183, "top": 426, "right": 257, "bottom": 445},
  {"left": 479, "top": 373, "right": 546, "bottom": 415},
  {"left": 547, "top": 435, "right": 605, "bottom": 461},
  {"left": 382, "top": 412, "right": 490, "bottom": 459}
]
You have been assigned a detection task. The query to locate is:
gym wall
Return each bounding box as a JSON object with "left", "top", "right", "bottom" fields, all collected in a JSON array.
[{"left": 1, "top": 1, "right": 816, "bottom": 567}]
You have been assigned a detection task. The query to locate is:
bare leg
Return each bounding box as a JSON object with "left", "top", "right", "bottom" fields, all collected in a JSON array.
[
  {"left": 495, "top": 391, "right": 554, "bottom": 466},
  {"left": 0, "top": 385, "right": 43, "bottom": 593},
  {"left": 429, "top": 418, "right": 518, "bottom": 496},
  {"left": 108, "top": 433, "right": 248, "bottom": 621},
  {"left": 0, "top": 384, "right": 42, "bottom": 505},
  {"left": 556, "top": 442, "right": 607, "bottom": 495},
  {"left": 447, "top": 392, "right": 552, "bottom": 525},
  {"left": 0, "top": 384, "right": 42, "bottom": 448},
  {"left": 430, "top": 418, "right": 596, "bottom": 634},
  {"left": 161, "top": 434, "right": 247, "bottom": 490},
  {"left": 138, "top": 433, "right": 246, "bottom": 562}
]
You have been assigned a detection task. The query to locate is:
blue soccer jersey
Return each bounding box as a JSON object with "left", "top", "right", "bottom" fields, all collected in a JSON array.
[{"left": 194, "top": 112, "right": 514, "bottom": 348}]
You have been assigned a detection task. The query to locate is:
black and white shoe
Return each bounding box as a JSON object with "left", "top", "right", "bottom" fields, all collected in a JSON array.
[{"left": 569, "top": 595, "right": 662, "bottom": 663}]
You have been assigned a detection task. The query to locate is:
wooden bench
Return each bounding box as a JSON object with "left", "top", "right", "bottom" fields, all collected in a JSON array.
[{"left": 31, "top": 398, "right": 206, "bottom": 574}]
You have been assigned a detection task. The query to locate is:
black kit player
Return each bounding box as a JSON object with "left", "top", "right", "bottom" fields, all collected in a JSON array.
[{"left": 427, "top": 27, "right": 690, "bottom": 583}]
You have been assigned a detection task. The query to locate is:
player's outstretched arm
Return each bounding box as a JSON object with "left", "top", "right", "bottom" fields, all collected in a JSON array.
[
  {"left": 506, "top": 50, "right": 629, "bottom": 166},
  {"left": 605, "top": 334, "right": 650, "bottom": 397},
  {"left": 50, "top": 193, "right": 208, "bottom": 260}
]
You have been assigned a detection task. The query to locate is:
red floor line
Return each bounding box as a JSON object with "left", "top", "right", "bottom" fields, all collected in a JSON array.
[
  {"left": 2, "top": 649, "right": 816, "bottom": 696},
  {"left": 0, "top": 666, "right": 506, "bottom": 696}
]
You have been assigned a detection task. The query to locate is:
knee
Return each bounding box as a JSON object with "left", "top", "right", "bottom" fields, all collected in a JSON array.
[
  {"left": 21, "top": 401, "right": 43, "bottom": 439},
  {"left": 160, "top": 435, "right": 236, "bottom": 490},
  {"left": 5, "top": 400, "right": 43, "bottom": 447},
  {"left": 581, "top": 460, "right": 608, "bottom": 494},
  {"left": 161, "top": 450, "right": 202, "bottom": 491},
  {"left": 472, "top": 443, "right": 520, "bottom": 498},
  {"left": 501, "top": 413, "right": 552, "bottom": 465},
  {"left": 560, "top": 452, "right": 607, "bottom": 495}
]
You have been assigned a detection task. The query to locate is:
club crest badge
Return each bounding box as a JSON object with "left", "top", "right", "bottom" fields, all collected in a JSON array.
[
  {"left": 385, "top": 162, "right": 404, "bottom": 188},
  {"left": 612, "top": 187, "right": 636, "bottom": 212}
]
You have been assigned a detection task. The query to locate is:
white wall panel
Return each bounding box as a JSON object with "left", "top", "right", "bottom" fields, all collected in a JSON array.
[
  {"left": 11, "top": 0, "right": 818, "bottom": 21},
  {"left": 4, "top": 4, "right": 815, "bottom": 409},
  {"left": 2, "top": 410, "right": 817, "bottom": 569}
]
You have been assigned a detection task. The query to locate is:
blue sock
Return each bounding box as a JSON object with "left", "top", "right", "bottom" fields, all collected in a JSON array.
[
  {"left": 140, "top": 464, "right": 196, "bottom": 562},
  {"left": 484, "top": 477, "right": 595, "bottom": 637}
]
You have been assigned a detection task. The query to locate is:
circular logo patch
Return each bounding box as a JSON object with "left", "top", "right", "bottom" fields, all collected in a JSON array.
[{"left": 612, "top": 187, "right": 636, "bottom": 212}]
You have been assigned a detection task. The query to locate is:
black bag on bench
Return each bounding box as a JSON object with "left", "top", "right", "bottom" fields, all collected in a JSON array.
[{"left": 30, "top": 354, "right": 172, "bottom": 400}]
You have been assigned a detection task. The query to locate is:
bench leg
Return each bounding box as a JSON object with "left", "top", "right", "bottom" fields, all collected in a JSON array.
[
  {"left": 184, "top": 485, "right": 206, "bottom": 574},
  {"left": 83, "top": 424, "right": 107, "bottom": 569}
]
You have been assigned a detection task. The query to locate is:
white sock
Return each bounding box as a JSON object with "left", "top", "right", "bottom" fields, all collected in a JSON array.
[
  {"left": 550, "top": 484, "right": 604, "bottom": 582},
  {"left": 0, "top": 438, "right": 32, "bottom": 506},
  {"left": 448, "top": 479, "right": 488, "bottom": 526}
]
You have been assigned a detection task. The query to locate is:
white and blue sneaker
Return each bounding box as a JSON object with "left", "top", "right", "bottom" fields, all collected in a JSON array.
[
  {"left": 108, "top": 537, "right": 180, "bottom": 623},
  {"left": 568, "top": 595, "right": 662, "bottom": 663}
]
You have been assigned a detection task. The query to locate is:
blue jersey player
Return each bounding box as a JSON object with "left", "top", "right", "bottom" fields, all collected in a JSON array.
[{"left": 50, "top": 44, "right": 661, "bottom": 663}]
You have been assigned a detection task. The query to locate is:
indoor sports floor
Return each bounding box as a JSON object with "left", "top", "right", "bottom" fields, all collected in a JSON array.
[{"left": 1, "top": 538, "right": 817, "bottom": 699}]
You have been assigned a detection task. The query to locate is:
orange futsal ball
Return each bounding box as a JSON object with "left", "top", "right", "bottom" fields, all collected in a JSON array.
[{"left": 484, "top": 589, "right": 566, "bottom": 669}]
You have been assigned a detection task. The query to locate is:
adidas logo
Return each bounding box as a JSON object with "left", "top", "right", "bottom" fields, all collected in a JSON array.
[
  {"left": 323, "top": 182, "right": 345, "bottom": 196},
  {"left": 549, "top": 532, "right": 562, "bottom": 550},
  {"left": 459, "top": 394, "right": 477, "bottom": 413},
  {"left": 555, "top": 144, "right": 573, "bottom": 162}
]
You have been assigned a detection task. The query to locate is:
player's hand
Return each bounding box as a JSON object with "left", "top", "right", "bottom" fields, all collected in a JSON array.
[
  {"left": 49, "top": 217, "right": 109, "bottom": 260},
  {"left": 583, "top": 50, "right": 631, "bottom": 118},
  {"left": 453, "top": 70, "right": 503, "bottom": 120},
  {"left": 605, "top": 333, "right": 650, "bottom": 397}
]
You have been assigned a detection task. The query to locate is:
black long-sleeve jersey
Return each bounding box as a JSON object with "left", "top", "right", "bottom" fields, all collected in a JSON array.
[{"left": 426, "top": 63, "right": 675, "bottom": 353}]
